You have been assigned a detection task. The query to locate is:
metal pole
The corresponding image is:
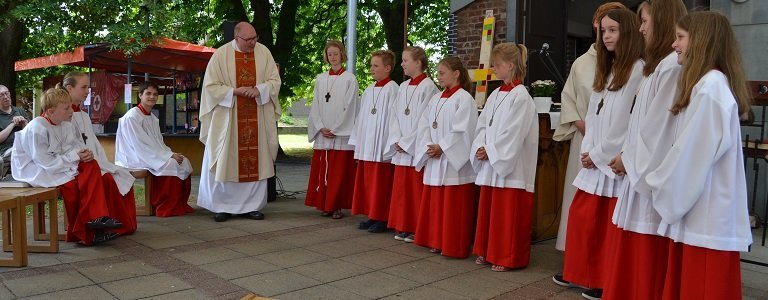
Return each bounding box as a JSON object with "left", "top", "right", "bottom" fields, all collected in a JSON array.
[
  {"left": 127, "top": 57, "right": 133, "bottom": 111},
  {"left": 346, "top": 0, "right": 357, "bottom": 74}
]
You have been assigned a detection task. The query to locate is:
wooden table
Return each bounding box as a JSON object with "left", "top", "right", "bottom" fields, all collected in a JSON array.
[
  {"left": 0, "top": 188, "right": 61, "bottom": 254},
  {"left": 0, "top": 194, "right": 27, "bottom": 267},
  {"left": 533, "top": 113, "right": 570, "bottom": 241}
]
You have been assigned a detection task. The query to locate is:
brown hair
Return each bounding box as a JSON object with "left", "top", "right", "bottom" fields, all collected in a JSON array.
[
  {"left": 403, "top": 46, "right": 429, "bottom": 72},
  {"left": 672, "top": 11, "right": 751, "bottom": 116},
  {"left": 490, "top": 43, "right": 529, "bottom": 81},
  {"left": 323, "top": 40, "right": 347, "bottom": 64},
  {"left": 55, "top": 71, "right": 87, "bottom": 90},
  {"left": 593, "top": 2, "right": 628, "bottom": 28},
  {"left": 438, "top": 57, "right": 471, "bottom": 92},
  {"left": 371, "top": 49, "right": 396, "bottom": 69},
  {"left": 593, "top": 9, "right": 644, "bottom": 92},
  {"left": 639, "top": 0, "right": 687, "bottom": 76},
  {"left": 41, "top": 88, "right": 72, "bottom": 111}
]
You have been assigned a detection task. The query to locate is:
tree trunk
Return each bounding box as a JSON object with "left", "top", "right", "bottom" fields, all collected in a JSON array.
[
  {"left": 0, "top": 6, "right": 24, "bottom": 105},
  {"left": 375, "top": 0, "right": 406, "bottom": 83},
  {"left": 250, "top": 0, "right": 275, "bottom": 51}
]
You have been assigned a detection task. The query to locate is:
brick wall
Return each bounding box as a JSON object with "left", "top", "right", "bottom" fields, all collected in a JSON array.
[{"left": 449, "top": 0, "right": 508, "bottom": 68}]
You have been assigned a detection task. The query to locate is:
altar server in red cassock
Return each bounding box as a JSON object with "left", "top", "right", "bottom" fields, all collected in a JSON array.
[
  {"left": 471, "top": 43, "right": 538, "bottom": 271},
  {"left": 305, "top": 40, "right": 359, "bottom": 219},
  {"left": 386, "top": 46, "right": 439, "bottom": 242},
  {"left": 12, "top": 88, "right": 123, "bottom": 245},
  {"left": 115, "top": 82, "right": 193, "bottom": 217},
  {"left": 413, "top": 57, "right": 478, "bottom": 259},
  {"left": 350, "top": 50, "right": 399, "bottom": 233},
  {"left": 553, "top": 9, "right": 644, "bottom": 300}
]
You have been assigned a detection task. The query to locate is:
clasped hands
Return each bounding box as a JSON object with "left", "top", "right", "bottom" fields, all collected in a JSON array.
[
  {"left": 426, "top": 144, "right": 443, "bottom": 158},
  {"left": 234, "top": 86, "right": 261, "bottom": 99},
  {"left": 171, "top": 153, "right": 185, "bottom": 165},
  {"left": 581, "top": 152, "right": 627, "bottom": 176}
]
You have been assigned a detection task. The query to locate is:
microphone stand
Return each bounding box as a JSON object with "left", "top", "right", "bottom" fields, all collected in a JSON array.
[{"left": 529, "top": 44, "right": 566, "bottom": 87}]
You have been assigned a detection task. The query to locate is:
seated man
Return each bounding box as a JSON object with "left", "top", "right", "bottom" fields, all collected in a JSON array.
[
  {"left": 0, "top": 84, "right": 28, "bottom": 179},
  {"left": 115, "top": 81, "right": 193, "bottom": 217},
  {"left": 12, "top": 88, "right": 122, "bottom": 246}
]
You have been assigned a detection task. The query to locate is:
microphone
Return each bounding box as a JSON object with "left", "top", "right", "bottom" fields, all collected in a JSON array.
[{"left": 540, "top": 43, "right": 550, "bottom": 54}]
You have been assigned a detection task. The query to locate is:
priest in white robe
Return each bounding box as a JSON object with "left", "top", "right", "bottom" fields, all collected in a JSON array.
[{"left": 198, "top": 22, "right": 281, "bottom": 222}]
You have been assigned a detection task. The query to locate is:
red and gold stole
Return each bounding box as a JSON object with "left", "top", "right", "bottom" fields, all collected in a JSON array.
[{"left": 234, "top": 51, "right": 260, "bottom": 182}]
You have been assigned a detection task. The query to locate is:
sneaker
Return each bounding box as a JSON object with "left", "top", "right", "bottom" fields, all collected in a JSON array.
[
  {"left": 403, "top": 234, "right": 415, "bottom": 243},
  {"left": 582, "top": 289, "right": 602, "bottom": 300},
  {"left": 358, "top": 219, "right": 376, "bottom": 230},
  {"left": 552, "top": 274, "right": 575, "bottom": 288},
  {"left": 368, "top": 221, "right": 387, "bottom": 233},
  {"left": 394, "top": 232, "right": 409, "bottom": 241}
]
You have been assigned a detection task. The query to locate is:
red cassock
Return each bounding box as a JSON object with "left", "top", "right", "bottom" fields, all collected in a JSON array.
[
  {"left": 387, "top": 166, "right": 424, "bottom": 233},
  {"left": 662, "top": 242, "right": 742, "bottom": 300},
  {"left": 101, "top": 173, "right": 137, "bottom": 236},
  {"left": 150, "top": 176, "right": 193, "bottom": 217},
  {"left": 563, "top": 189, "right": 619, "bottom": 289},
  {"left": 414, "top": 184, "right": 478, "bottom": 258},
  {"left": 58, "top": 160, "right": 111, "bottom": 245},
  {"left": 305, "top": 149, "right": 356, "bottom": 212},
  {"left": 351, "top": 161, "right": 394, "bottom": 221},
  {"left": 603, "top": 230, "right": 669, "bottom": 300},
  {"left": 473, "top": 186, "right": 534, "bottom": 268}
]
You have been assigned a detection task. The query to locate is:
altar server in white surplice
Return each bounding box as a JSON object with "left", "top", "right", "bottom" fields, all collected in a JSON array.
[
  {"left": 555, "top": 9, "right": 644, "bottom": 299},
  {"left": 305, "top": 40, "right": 359, "bottom": 220},
  {"left": 413, "top": 57, "right": 478, "bottom": 259},
  {"left": 386, "top": 46, "right": 439, "bottom": 243},
  {"left": 349, "top": 50, "right": 399, "bottom": 233},
  {"left": 471, "top": 43, "right": 538, "bottom": 272},
  {"left": 116, "top": 82, "right": 193, "bottom": 217}
]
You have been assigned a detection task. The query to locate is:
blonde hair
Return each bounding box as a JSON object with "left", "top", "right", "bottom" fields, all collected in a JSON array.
[
  {"left": 323, "top": 40, "right": 347, "bottom": 64},
  {"left": 41, "top": 88, "right": 72, "bottom": 111},
  {"left": 438, "top": 57, "right": 471, "bottom": 92},
  {"left": 593, "top": 9, "right": 644, "bottom": 92},
  {"left": 55, "top": 71, "right": 87, "bottom": 90},
  {"left": 490, "top": 43, "right": 528, "bottom": 81},
  {"left": 371, "top": 49, "right": 396, "bottom": 69},
  {"left": 639, "top": 0, "right": 688, "bottom": 76},
  {"left": 403, "top": 46, "right": 429, "bottom": 72},
  {"left": 672, "top": 11, "right": 752, "bottom": 116}
]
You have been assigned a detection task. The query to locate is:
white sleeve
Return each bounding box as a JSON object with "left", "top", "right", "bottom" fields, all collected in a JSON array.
[
  {"left": 308, "top": 76, "right": 324, "bottom": 142},
  {"left": 484, "top": 95, "right": 537, "bottom": 178},
  {"left": 438, "top": 95, "right": 478, "bottom": 170}
]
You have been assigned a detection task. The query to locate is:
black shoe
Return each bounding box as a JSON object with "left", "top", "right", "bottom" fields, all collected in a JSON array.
[
  {"left": 214, "top": 212, "right": 231, "bottom": 222},
  {"left": 582, "top": 289, "right": 602, "bottom": 300},
  {"left": 92, "top": 231, "right": 119, "bottom": 245},
  {"left": 358, "top": 219, "right": 376, "bottom": 230},
  {"left": 368, "top": 221, "right": 387, "bottom": 233},
  {"left": 241, "top": 211, "right": 265, "bottom": 220},
  {"left": 552, "top": 274, "right": 576, "bottom": 287},
  {"left": 86, "top": 216, "right": 123, "bottom": 230}
]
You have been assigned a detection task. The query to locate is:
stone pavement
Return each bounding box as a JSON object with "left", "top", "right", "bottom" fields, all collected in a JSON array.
[{"left": 1, "top": 162, "right": 767, "bottom": 299}]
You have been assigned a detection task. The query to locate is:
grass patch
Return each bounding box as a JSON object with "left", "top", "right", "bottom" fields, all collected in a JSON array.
[{"left": 280, "top": 133, "right": 313, "bottom": 161}]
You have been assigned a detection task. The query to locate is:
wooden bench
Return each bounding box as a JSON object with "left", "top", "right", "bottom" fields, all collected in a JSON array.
[
  {"left": 1, "top": 187, "right": 61, "bottom": 255},
  {"left": 129, "top": 170, "right": 155, "bottom": 216},
  {"left": 0, "top": 194, "right": 27, "bottom": 267}
]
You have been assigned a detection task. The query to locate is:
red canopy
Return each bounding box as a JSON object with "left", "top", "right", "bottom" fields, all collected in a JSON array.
[{"left": 15, "top": 38, "right": 216, "bottom": 76}]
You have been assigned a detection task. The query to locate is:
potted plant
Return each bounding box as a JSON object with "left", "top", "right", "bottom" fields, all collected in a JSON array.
[{"left": 530, "top": 80, "right": 556, "bottom": 113}]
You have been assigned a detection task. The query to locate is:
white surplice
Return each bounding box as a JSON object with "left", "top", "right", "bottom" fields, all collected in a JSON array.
[
  {"left": 612, "top": 53, "right": 680, "bottom": 234},
  {"left": 553, "top": 45, "right": 596, "bottom": 250},
  {"left": 572, "top": 60, "right": 643, "bottom": 197},
  {"left": 115, "top": 107, "right": 192, "bottom": 180},
  {"left": 308, "top": 69, "right": 359, "bottom": 150},
  {"left": 11, "top": 118, "right": 84, "bottom": 187},
  {"left": 71, "top": 111, "right": 134, "bottom": 195},
  {"left": 385, "top": 76, "right": 439, "bottom": 166},
  {"left": 470, "top": 85, "right": 538, "bottom": 191},
  {"left": 414, "top": 88, "right": 478, "bottom": 186},
  {"left": 348, "top": 80, "right": 399, "bottom": 162},
  {"left": 645, "top": 70, "right": 751, "bottom": 252}
]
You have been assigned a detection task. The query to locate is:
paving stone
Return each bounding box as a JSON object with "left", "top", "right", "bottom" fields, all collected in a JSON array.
[
  {"left": 223, "top": 239, "right": 296, "bottom": 256},
  {"left": 185, "top": 227, "right": 251, "bottom": 242},
  {"left": 429, "top": 270, "right": 522, "bottom": 299},
  {"left": 233, "top": 221, "right": 294, "bottom": 234},
  {"left": 275, "top": 284, "right": 371, "bottom": 300},
  {"left": 270, "top": 231, "right": 342, "bottom": 247},
  {"left": 384, "top": 242, "right": 438, "bottom": 259},
  {"left": 78, "top": 260, "right": 161, "bottom": 283},
  {"left": 132, "top": 233, "right": 204, "bottom": 249},
  {"left": 99, "top": 273, "right": 192, "bottom": 299},
  {"left": 55, "top": 246, "right": 123, "bottom": 264},
  {"left": 256, "top": 248, "right": 330, "bottom": 268},
  {"left": 198, "top": 257, "right": 281, "bottom": 280},
  {"left": 24, "top": 253, "right": 64, "bottom": 268},
  {"left": 340, "top": 249, "right": 419, "bottom": 270},
  {"left": 381, "top": 259, "right": 467, "bottom": 284},
  {"left": 329, "top": 271, "right": 421, "bottom": 299},
  {"left": 143, "top": 288, "right": 212, "bottom": 300},
  {"left": 290, "top": 258, "right": 373, "bottom": 283},
  {"left": 20, "top": 285, "right": 117, "bottom": 300},
  {"left": 231, "top": 269, "right": 321, "bottom": 297},
  {"left": 382, "top": 286, "right": 472, "bottom": 300},
  {"left": 425, "top": 254, "right": 487, "bottom": 273},
  {"left": 166, "top": 220, "right": 227, "bottom": 233},
  {"left": 346, "top": 233, "right": 403, "bottom": 248},
  {"left": 303, "top": 239, "right": 375, "bottom": 258},
  {"left": 171, "top": 247, "right": 246, "bottom": 265},
  {"left": 4, "top": 270, "right": 93, "bottom": 298},
  {"left": 0, "top": 284, "right": 14, "bottom": 299}
]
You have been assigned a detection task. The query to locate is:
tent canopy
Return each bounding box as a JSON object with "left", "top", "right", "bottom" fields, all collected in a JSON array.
[{"left": 15, "top": 38, "right": 216, "bottom": 77}]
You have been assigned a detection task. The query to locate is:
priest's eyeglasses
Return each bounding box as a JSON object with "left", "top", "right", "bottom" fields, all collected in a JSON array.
[{"left": 237, "top": 35, "right": 259, "bottom": 43}]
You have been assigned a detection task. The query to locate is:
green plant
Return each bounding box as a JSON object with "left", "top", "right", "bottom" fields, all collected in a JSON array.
[{"left": 530, "top": 80, "right": 557, "bottom": 97}]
